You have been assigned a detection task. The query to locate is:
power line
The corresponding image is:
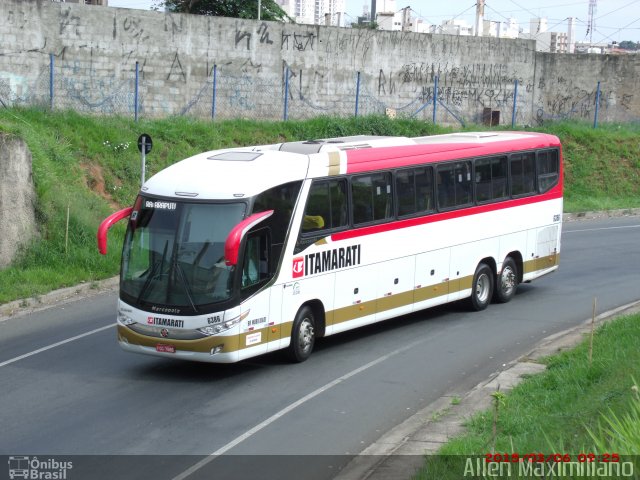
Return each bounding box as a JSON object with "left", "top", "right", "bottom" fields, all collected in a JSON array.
[
  {"left": 506, "top": 0, "right": 541, "bottom": 22},
  {"left": 592, "top": 16, "right": 640, "bottom": 43},
  {"left": 595, "top": 0, "right": 640, "bottom": 21}
]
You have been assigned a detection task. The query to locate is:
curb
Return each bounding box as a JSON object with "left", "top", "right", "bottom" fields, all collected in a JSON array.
[
  {"left": 0, "top": 209, "right": 637, "bottom": 321},
  {"left": 563, "top": 207, "right": 640, "bottom": 222},
  {"left": 0, "top": 276, "right": 119, "bottom": 322},
  {"left": 335, "top": 299, "right": 640, "bottom": 480}
]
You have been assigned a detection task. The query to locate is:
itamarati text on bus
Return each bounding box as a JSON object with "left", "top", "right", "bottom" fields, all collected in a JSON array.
[{"left": 98, "top": 132, "right": 563, "bottom": 363}]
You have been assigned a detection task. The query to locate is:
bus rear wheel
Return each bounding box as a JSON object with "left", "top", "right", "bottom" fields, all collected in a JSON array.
[
  {"left": 286, "top": 306, "right": 316, "bottom": 363},
  {"left": 469, "top": 262, "right": 493, "bottom": 311},
  {"left": 494, "top": 257, "right": 518, "bottom": 303}
]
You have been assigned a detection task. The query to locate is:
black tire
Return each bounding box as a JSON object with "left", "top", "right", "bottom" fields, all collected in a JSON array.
[
  {"left": 494, "top": 257, "right": 518, "bottom": 303},
  {"left": 468, "top": 262, "right": 494, "bottom": 311},
  {"left": 286, "top": 306, "right": 316, "bottom": 363}
]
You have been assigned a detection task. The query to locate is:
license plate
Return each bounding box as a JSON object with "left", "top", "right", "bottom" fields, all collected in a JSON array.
[{"left": 156, "top": 344, "right": 176, "bottom": 353}]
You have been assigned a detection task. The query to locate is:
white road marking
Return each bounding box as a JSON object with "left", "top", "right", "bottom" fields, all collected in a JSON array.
[
  {"left": 172, "top": 337, "right": 427, "bottom": 480},
  {"left": 564, "top": 224, "right": 640, "bottom": 233},
  {"left": 0, "top": 324, "right": 115, "bottom": 368}
]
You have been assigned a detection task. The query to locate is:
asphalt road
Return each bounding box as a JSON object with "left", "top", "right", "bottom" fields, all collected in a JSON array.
[{"left": 1, "top": 216, "right": 639, "bottom": 479}]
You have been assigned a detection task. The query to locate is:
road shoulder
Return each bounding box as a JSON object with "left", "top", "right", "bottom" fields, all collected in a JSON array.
[{"left": 335, "top": 299, "right": 640, "bottom": 480}]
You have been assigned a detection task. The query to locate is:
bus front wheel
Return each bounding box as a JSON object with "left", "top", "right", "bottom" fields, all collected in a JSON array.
[
  {"left": 469, "top": 263, "right": 494, "bottom": 311},
  {"left": 286, "top": 306, "right": 316, "bottom": 363},
  {"left": 494, "top": 257, "right": 518, "bottom": 303}
]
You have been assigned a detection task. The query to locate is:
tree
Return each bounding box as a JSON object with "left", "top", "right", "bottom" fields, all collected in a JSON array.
[
  {"left": 157, "top": 0, "right": 292, "bottom": 22},
  {"left": 351, "top": 20, "right": 379, "bottom": 30},
  {"left": 618, "top": 41, "right": 640, "bottom": 51}
]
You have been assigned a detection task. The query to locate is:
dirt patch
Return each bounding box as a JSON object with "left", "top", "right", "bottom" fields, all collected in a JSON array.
[{"left": 80, "top": 162, "right": 120, "bottom": 209}]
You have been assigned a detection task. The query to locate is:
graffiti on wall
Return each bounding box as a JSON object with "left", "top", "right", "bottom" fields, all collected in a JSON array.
[
  {"left": 0, "top": 0, "right": 638, "bottom": 123},
  {"left": 375, "top": 61, "right": 525, "bottom": 120}
]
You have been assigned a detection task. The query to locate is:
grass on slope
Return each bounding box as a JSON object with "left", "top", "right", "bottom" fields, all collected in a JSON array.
[
  {"left": 416, "top": 313, "right": 640, "bottom": 479},
  {"left": 0, "top": 108, "right": 639, "bottom": 303}
]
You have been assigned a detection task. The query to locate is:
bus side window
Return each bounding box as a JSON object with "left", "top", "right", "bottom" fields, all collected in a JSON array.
[
  {"left": 352, "top": 172, "right": 392, "bottom": 225},
  {"left": 475, "top": 156, "right": 508, "bottom": 203},
  {"left": 416, "top": 167, "right": 434, "bottom": 212},
  {"left": 396, "top": 170, "right": 415, "bottom": 216},
  {"left": 537, "top": 150, "right": 559, "bottom": 193},
  {"left": 437, "top": 161, "right": 472, "bottom": 209},
  {"left": 295, "top": 179, "right": 347, "bottom": 254},
  {"left": 510, "top": 153, "right": 536, "bottom": 196},
  {"left": 251, "top": 180, "right": 302, "bottom": 270},
  {"left": 397, "top": 167, "right": 433, "bottom": 216},
  {"left": 241, "top": 230, "right": 269, "bottom": 290},
  {"left": 301, "top": 179, "right": 348, "bottom": 233}
]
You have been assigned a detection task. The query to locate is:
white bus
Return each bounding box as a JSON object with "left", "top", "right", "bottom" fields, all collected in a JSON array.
[{"left": 98, "top": 131, "right": 563, "bottom": 363}]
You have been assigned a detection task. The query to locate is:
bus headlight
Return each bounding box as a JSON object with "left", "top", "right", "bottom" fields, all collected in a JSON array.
[
  {"left": 118, "top": 310, "right": 136, "bottom": 326},
  {"left": 197, "top": 310, "right": 250, "bottom": 336}
]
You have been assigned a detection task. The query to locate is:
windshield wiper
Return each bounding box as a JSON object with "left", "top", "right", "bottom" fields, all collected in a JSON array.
[
  {"left": 136, "top": 239, "right": 168, "bottom": 305},
  {"left": 174, "top": 261, "right": 198, "bottom": 314}
]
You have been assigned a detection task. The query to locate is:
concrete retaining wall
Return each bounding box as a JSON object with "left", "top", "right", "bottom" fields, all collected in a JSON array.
[
  {"left": 0, "top": 134, "right": 37, "bottom": 269},
  {"left": 1, "top": 0, "right": 638, "bottom": 125}
]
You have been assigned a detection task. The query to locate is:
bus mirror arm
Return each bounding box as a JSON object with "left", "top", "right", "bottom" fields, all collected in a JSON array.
[
  {"left": 224, "top": 210, "right": 274, "bottom": 267},
  {"left": 97, "top": 207, "right": 133, "bottom": 255}
]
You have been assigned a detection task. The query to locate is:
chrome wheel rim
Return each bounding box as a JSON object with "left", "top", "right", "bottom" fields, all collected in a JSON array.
[
  {"left": 298, "top": 319, "right": 314, "bottom": 354},
  {"left": 501, "top": 266, "right": 516, "bottom": 295},
  {"left": 476, "top": 272, "right": 491, "bottom": 303}
]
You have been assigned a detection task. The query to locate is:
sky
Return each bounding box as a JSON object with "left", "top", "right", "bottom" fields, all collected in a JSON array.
[{"left": 108, "top": 0, "right": 640, "bottom": 43}]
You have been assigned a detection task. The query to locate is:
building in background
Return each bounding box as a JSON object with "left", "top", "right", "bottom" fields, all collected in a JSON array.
[
  {"left": 479, "top": 18, "right": 520, "bottom": 38},
  {"left": 225, "top": 0, "right": 609, "bottom": 55},
  {"left": 434, "top": 19, "right": 473, "bottom": 36},
  {"left": 285, "top": 0, "right": 346, "bottom": 26},
  {"left": 574, "top": 42, "right": 612, "bottom": 54},
  {"left": 276, "top": 0, "right": 295, "bottom": 18},
  {"left": 520, "top": 18, "right": 569, "bottom": 53},
  {"left": 567, "top": 17, "right": 576, "bottom": 53}
]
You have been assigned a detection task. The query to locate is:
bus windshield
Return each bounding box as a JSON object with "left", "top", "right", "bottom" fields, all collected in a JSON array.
[{"left": 120, "top": 198, "right": 247, "bottom": 312}]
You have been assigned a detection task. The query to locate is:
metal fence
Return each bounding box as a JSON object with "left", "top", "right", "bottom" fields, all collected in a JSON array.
[{"left": 0, "top": 54, "right": 621, "bottom": 129}]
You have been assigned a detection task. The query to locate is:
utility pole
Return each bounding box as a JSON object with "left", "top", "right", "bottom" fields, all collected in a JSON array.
[
  {"left": 402, "top": 6, "right": 411, "bottom": 32},
  {"left": 475, "top": 0, "right": 485, "bottom": 36},
  {"left": 587, "top": 0, "right": 597, "bottom": 46}
]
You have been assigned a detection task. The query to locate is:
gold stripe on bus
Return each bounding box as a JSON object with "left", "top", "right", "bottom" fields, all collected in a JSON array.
[
  {"left": 328, "top": 152, "right": 341, "bottom": 176},
  {"left": 331, "top": 280, "right": 455, "bottom": 326},
  {"left": 324, "top": 310, "right": 335, "bottom": 329},
  {"left": 414, "top": 281, "right": 449, "bottom": 302},
  {"left": 330, "top": 298, "right": 377, "bottom": 325},
  {"left": 523, "top": 253, "right": 559, "bottom": 274},
  {"left": 280, "top": 321, "right": 293, "bottom": 339},
  {"left": 118, "top": 325, "right": 236, "bottom": 353},
  {"left": 460, "top": 274, "right": 473, "bottom": 291},
  {"left": 120, "top": 257, "right": 559, "bottom": 355},
  {"left": 376, "top": 290, "right": 414, "bottom": 312},
  {"left": 118, "top": 324, "right": 275, "bottom": 354}
]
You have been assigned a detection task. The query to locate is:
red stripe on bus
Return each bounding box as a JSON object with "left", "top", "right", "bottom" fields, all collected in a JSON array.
[
  {"left": 330, "top": 187, "right": 562, "bottom": 242},
  {"left": 344, "top": 136, "right": 561, "bottom": 174}
]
